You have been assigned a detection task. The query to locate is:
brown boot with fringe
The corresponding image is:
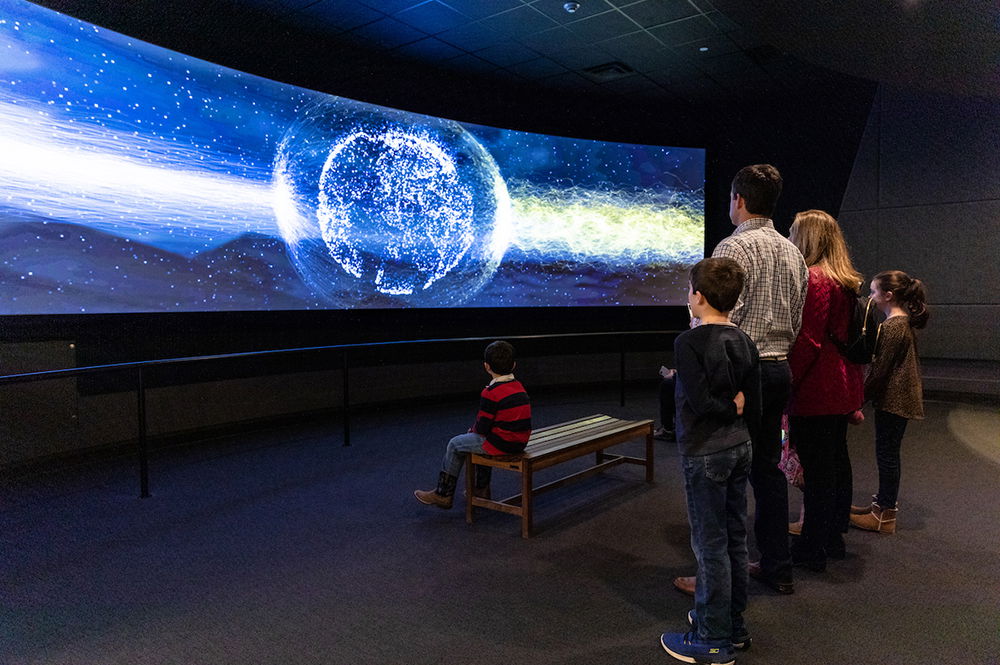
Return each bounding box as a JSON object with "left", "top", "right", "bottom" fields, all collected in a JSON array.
[
  {"left": 414, "top": 472, "right": 457, "bottom": 509},
  {"left": 850, "top": 503, "right": 898, "bottom": 534}
]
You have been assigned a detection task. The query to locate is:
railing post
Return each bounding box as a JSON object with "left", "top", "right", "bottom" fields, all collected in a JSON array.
[
  {"left": 342, "top": 349, "right": 351, "bottom": 446},
  {"left": 620, "top": 334, "right": 626, "bottom": 407},
  {"left": 137, "top": 366, "right": 150, "bottom": 498}
]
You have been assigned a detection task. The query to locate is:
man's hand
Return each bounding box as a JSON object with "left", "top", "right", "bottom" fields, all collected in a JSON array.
[
  {"left": 733, "top": 391, "right": 745, "bottom": 416},
  {"left": 659, "top": 366, "right": 676, "bottom": 380}
]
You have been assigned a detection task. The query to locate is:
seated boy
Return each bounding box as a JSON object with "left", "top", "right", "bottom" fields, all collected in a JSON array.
[
  {"left": 414, "top": 340, "right": 531, "bottom": 509},
  {"left": 660, "top": 257, "right": 761, "bottom": 665}
]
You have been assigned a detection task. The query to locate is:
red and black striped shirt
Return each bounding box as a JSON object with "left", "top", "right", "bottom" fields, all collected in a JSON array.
[{"left": 473, "top": 379, "right": 531, "bottom": 455}]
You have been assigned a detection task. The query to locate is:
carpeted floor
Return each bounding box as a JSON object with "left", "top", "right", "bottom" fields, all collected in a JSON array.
[{"left": 2, "top": 388, "right": 998, "bottom": 665}]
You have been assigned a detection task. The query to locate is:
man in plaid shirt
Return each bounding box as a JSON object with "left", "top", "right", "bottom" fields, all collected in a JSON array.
[{"left": 674, "top": 164, "right": 807, "bottom": 598}]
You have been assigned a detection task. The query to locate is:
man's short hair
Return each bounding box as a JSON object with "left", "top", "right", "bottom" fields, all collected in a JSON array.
[
  {"left": 731, "top": 164, "right": 782, "bottom": 218},
  {"left": 484, "top": 340, "right": 515, "bottom": 374},
  {"left": 690, "top": 257, "right": 745, "bottom": 313}
]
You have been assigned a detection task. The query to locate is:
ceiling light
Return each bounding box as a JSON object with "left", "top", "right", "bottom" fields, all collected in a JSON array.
[
  {"left": 699, "top": 46, "right": 709, "bottom": 52},
  {"left": 564, "top": 2, "right": 580, "bottom": 13}
]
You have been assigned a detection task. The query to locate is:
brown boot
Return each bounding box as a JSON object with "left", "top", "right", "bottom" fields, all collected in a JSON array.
[
  {"left": 789, "top": 503, "right": 805, "bottom": 535},
  {"left": 414, "top": 472, "right": 457, "bottom": 510},
  {"left": 850, "top": 503, "right": 897, "bottom": 534},
  {"left": 672, "top": 576, "right": 696, "bottom": 596},
  {"left": 850, "top": 494, "right": 877, "bottom": 515}
]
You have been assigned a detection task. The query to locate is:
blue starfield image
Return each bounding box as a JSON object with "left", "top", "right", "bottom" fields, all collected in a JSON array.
[{"left": 0, "top": 0, "right": 705, "bottom": 313}]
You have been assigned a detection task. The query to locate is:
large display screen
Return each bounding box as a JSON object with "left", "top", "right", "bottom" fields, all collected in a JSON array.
[{"left": 0, "top": 0, "right": 704, "bottom": 313}]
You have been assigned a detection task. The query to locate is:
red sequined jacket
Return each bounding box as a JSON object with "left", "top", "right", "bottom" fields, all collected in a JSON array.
[{"left": 788, "top": 266, "right": 864, "bottom": 416}]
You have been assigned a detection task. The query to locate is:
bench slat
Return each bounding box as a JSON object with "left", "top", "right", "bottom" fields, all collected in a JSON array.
[
  {"left": 527, "top": 414, "right": 618, "bottom": 443},
  {"left": 524, "top": 421, "right": 651, "bottom": 459},
  {"left": 528, "top": 419, "right": 647, "bottom": 447}
]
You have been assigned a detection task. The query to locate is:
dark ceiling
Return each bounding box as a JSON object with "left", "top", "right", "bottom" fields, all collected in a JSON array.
[{"left": 32, "top": 0, "right": 996, "bottom": 111}]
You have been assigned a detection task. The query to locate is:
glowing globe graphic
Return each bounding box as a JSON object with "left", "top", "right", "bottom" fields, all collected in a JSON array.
[{"left": 272, "top": 98, "right": 512, "bottom": 307}]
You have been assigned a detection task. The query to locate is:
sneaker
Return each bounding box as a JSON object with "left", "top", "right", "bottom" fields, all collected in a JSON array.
[
  {"left": 687, "top": 610, "right": 751, "bottom": 651},
  {"left": 653, "top": 427, "right": 676, "bottom": 442},
  {"left": 660, "top": 631, "right": 734, "bottom": 665}
]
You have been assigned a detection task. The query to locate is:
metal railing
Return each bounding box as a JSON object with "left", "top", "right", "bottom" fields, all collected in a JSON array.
[{"left": 0, "top": 330, "right": 679, "bottom": 497}]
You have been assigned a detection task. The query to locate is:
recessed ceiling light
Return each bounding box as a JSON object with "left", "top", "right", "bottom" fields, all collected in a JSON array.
[{"left": 699, "top": 46, "right": 709, "bottom": 52}]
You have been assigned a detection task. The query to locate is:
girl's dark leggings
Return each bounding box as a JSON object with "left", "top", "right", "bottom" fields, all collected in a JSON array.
[{"left": 874, "top": 410, "right": 909, "bottom": 508}]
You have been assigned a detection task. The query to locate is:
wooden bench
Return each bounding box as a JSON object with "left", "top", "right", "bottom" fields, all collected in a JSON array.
[{"left": 465, "top": 414, "right": 654, "bottom": 538}]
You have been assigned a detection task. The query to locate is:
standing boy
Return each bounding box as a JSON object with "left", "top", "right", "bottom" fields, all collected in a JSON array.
[
  {"left": 676, "top": 164, "right": 806, "bottom": 597},
  {"left": 414, "top": 340, "right": 531, "bottom": 509},
  {"left": 660, "top": 257, "right": 761, "bottom": 665}
]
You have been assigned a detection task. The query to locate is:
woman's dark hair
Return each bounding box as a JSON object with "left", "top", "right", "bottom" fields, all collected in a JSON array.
[
  {"left": 874, "top": 270, "right": 929, "bottom": 329},
  {"left": 690, "top": 257, "right": 745, "bottom": 313},
  {"left": 484, "top": 340, "right": 515, "bottom": 374},
  {"left": 731, "top": 164, "right": 783, "bottom": 218}
]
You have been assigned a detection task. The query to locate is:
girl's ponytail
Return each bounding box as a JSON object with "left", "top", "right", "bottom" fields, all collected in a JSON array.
[
  {"left": 873, "top": 270, "right": 929, "bottom": 329},
  {"left": 903, "top": 278, "right": 929, "bottom": 329}
]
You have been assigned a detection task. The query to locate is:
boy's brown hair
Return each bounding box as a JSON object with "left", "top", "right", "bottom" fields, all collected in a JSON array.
[
  {"left": 484, "top": 340, "right": 515, "bottom": 374},
  {"left": 690, "top": 257, "right": 745, "bottom": 313}
]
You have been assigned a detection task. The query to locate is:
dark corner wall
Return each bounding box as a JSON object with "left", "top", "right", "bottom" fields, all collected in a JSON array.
[{"left": 838, "top": 85, "right": 1000, "bottom": 361}]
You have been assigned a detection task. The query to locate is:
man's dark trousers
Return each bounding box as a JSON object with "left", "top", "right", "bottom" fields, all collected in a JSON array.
[{"left": 750, "top": 359, "right": 793, "bottom": 584}]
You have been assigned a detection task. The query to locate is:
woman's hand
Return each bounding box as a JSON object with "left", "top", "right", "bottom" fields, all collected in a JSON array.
[{"left": 734, "top": 391, "right": 745, "bottom": 416}]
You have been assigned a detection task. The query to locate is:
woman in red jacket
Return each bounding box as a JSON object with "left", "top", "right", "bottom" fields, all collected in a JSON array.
[{"left": 787, "top": 210, "right": 864, "bottom": 571}]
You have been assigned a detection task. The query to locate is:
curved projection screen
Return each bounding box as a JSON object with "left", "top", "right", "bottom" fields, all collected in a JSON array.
[{"left": 0, "top": 0, "right": 704, "bottom": 313}]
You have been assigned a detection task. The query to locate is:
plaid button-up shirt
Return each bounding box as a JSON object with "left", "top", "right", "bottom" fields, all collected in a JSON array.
[{"left": 712, "top": 217, "right": 808, "bottom": 359}]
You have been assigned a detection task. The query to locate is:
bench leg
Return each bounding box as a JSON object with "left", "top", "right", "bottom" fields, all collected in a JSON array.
[
  {"left": 645, "top": 432, "right": 654, "bottom": 483},
  {"left": 465, "top": 458, "right": 475, "bottom": 524},
  {"left": 521, "top": 465, "right": 533, "bottom": 539}
]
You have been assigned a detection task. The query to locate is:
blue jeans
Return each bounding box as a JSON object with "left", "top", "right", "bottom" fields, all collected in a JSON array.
[
  {"left": 875, "top": 410, "right": 908, "bottom": 508},
  {"left": 441, "top": 432, "right": 487, "bottom": 479},
  {"left": 682, "top": 441, "right": 752, "bottom": 642}
]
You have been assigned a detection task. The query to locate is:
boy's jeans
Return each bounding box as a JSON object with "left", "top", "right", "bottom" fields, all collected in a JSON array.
[
  {"left": 682, "top": 441, "right": 752, "bottom": 642},
  {"left": 441, "top": 432, "right": 487, "bottom": 478}
]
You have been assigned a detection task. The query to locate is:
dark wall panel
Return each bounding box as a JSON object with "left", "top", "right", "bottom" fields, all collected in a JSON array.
[{"left": 839, "top": 85, "right": 1000, "bottom": 360}]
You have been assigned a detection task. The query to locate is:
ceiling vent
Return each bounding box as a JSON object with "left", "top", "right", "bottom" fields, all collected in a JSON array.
[{"left": 581, "top": 61, "right": 635, "bottom": 82}]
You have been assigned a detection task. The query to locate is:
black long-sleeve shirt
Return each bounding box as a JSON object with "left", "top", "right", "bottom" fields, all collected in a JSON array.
[{"left": 674, "top": 323, "right": 761, "bottom": 456}]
